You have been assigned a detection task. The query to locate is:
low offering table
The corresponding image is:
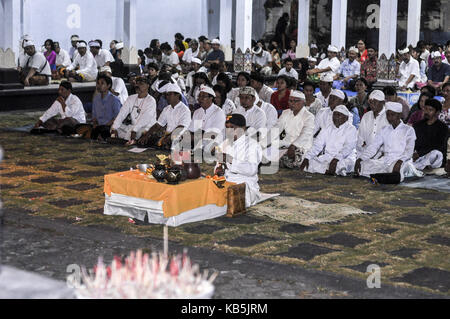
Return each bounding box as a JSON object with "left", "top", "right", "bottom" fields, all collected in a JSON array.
[{"left": 103, "top": 170, "right": 235, "bottom": 227}]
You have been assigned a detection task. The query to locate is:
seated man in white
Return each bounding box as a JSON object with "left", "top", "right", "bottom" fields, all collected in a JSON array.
[
  {"left": 313, "top": 89, "right": 352, "bottom": 136},
  {"left": 33, "top": 81, "right": 86, "bottom": 135},
  {"left": 306, "top": 45, "right": 341, "bottom": 79},
  {"left": 354, "top": 102, "right": 417, "bottom": 182},
  {"left": 216, "top": 114, "right": 263, "bottom": 208},
  {"left": 278, "top": 57, "right": 299, "bottom": 80},
  {"left": 65, "top": 41, "right": 98, "bottom": 82},
  {"left": 276, "top": 90, "right": 315, "bottom": 168},
  {"left": 252, "top": 46, "right": 273, "bottom": 75},
  {"left": 100, "top": 66, "right": 129, "bottom": 105},
  {"left": 356, "top": 90, "right": 390, "bottom": 158},
  {"left": 189, "top": 85, "right": 226, "bottom": 151},
  {"left": 412, "top": 99, "right": 448, "bottom": 171},
  {"left": 138, "top": 83, "right": 191, "bottom": 149},
  {"left": 233, "top": 87, "right": 267, "bottom": 131},
  {"left": 89, "top": 40, "right": 115, "bottom": 69},
  {"left": 300, "top": 105, "right": 357, "bottom": 176},
  {"left": 397, "top": 48, "right": 421, "bottom": 90},
  {"left": 110, "top": 77, "right": 157, "bottom": 145}
]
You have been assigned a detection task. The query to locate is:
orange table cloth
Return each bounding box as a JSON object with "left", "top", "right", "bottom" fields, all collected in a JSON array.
[{"left": 104, "top": 170, "right": 234, "bottom": 218}]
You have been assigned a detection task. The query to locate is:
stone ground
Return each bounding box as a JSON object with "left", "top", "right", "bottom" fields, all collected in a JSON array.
[{"left": 0, "top": 110, "right": 449, "bottom": 299}]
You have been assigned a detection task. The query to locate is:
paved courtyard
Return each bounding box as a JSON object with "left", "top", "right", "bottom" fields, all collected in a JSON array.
[{"left": 0, "top": 110, "right": 449, "bottom": 298}]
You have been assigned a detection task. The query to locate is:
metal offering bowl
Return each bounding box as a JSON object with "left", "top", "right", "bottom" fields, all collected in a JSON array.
[{"left": 137, "top": 164, "right": 153, "bottom": 173}]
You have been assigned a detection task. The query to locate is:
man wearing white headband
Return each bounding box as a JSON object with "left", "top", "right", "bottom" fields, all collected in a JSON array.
[
  {"left": 252, "top": 45, "right": 273, "bottom": 76},
  {"left": 271, "top": 90, "right": 315, "bottom": 168},
  {"left": 334, "top": 46, "right": 360, "bottom": 91},
  {"left": 398, "top": 47, "right": 420, "bottom": 90},
  {"left": 99, "top": 66, "right": 128, "bottom": 105},
  {"left": 89, "top": 39, "right": 114, "bottom": 70},
  {"left": 69, "top": 35, "right": 80, "bottom": 60},
  {"left": 355, "top": 101, "right": 418, "bottom": 182},
  {"left": 20, "top": 40, "right": 52, "bottom": 86},
  {"left": 306, "top": 44, "right": 341, "bottom": 79},
  {"left": 189, "top": 84, "right": 226, "bottom": 151},
  {"left": 185, "top": 58, "right": 207, "bottom": 92},
  {"left": 300, "top": 105, "right": 357, "bottom": 176},
  {"left": 233, "top": 86, "right": 267, "bottom": 130},
  {"left": 138, "top": 83, "right": 191, "bottom": 149},
  {"left": 204, "top": 38, "right": 224, "bottom": 68},
  {"left": 357, "top": 90, "right": 389, "bottom": 157},
  {"left": 427, "top": 51, "right": 450, "bottom": 90},
  {"left": 65, "top": 40, "right": 98, "bottom": 82},
  {"left": 313, "top": 89, "right": 354, "bottom": 136}
]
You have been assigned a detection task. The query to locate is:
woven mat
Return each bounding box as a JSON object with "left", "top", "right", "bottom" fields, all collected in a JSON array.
[{"left": 249, "top": 196, "right": 372, "bottom": 226}]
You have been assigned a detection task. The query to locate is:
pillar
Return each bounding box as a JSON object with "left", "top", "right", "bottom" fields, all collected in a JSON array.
[
  {"left": 296, "top": 0, "right": 310, "bottom": 58},
  {"left": 331, "top": 0, "right": 347, "bottom": 50},
  {"left": 235, "top": 0, "right": 252, "bottom": 53},
  {"left": 1, "top": 0, "right": 22, "bottom": 56},
  {"left": 115, "top": 0, "right": 124, "bottom": 42},
  {"left": 220, "top": 0, "right": 233, "bottom": 61},
  {"left": 407, "top": 0, "right": 421, "bottom": 47},
  {"left": 378, "top": 0, "right": 398, "bottom": 58},
  {"left": 122, "top": 0, "right": 137, "bottom": 64}
]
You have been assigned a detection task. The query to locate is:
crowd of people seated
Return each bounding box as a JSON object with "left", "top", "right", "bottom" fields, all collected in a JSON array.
[{"left": 23, "top": 32, "right": 450, "bottom": 204}]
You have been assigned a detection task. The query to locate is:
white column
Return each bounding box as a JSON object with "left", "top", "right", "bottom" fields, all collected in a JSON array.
[
  {"left": 331, "top": 0, "right": 347, "bottom": 50},
  {"left": 407, "top": 0, "right": 421, "bottom": 47},
  {"left": 220, "top": 0, "right": 233, "bottom": 61},
  {"left": 296, "top": 0, "right": 310, "bottom": 57},
  {"left": 235, "top": 0, "right": 252, "bottom": 53},
  {"left": 122, "top": 0, "right": 137, "bottom": 64},
  {"left": 378, "top": 0, "right": 398, "bottom": 58},
  {"left": 2, "top": 0, "right": 22, "bottom": 55},
  {"left": 115, "top": 0, "right": 124, "bottom": 42}
]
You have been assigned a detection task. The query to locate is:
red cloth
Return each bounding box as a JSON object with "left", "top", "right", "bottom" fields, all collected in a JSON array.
[
  {"left": 360, "top": 50, "right": 368, "bottom": 63},
  {"left": 270, "top": 89, "right": 291, "bottom": 111}
]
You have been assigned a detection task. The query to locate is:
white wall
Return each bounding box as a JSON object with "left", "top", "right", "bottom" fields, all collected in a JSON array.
[
  {"left": 135, "top": 0, "right": 208, "bottom": 49},
  {"left": 0, "top": 0, "right": 209, "bottom": 57}
]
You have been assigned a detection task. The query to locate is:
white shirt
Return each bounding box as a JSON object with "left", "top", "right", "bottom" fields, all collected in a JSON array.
[
  {"left": 40, "top": 94, "right": 86, "bottom": 124},
  {"left": 278, "top": 67, "right": 299, "bottom": 80},
  {"left": 112, "top": 76, "right": 128, "bottom": 105},
  {"left": 224, "top": 134, "right": 262, "bottom": 208},
  {"left": 189, "top": 103, "right": 226, "bottom": 133},
  {"left": 314, "top": 107, "right": 353, "bottom": 136},
  {"left": 162, "top": 51, "right": 180, "bottom": 66},
  {"left": 94, "top": 49, "right": 115, "bottom": 68},
  {"left": 360, "top": 122, "right": 416, "bottom": 165},
  {"left": 315, "top": 91, "right": 331, "bottom": 108},
  {"left": 276, "top": 107, "right": 315, "bottom": 151},
  {"left": 182, "top": 47, "right": 199, "bottom": 63},
  {"left": 306, "top": 98, "right": 323, "bottom": 116},
  {"left": 233, "top": 105, "right": 267, "bottom": 130},
  {"left": 221, "top": 98, "right": 236, "bottom": 115},
  {"left": 398, "top": 57, "right": 421, "bottom": 88},
  {"left": 356, "top": 108, "right": 389, "bottom": 156},
  {"left": 55, "top": 49, "right": 72, "bottom": 67},
  {"left": 317, "top": 57, "right": 341, "bottom": 78},
  {"left": 112, "top": 94, "right": 157, "bottom": 134},
  {"left": 157, "top": 101, "right": 191, "bottom": 134},
  {"left": 258, "top": 85, "right": 274, "bottom": 103},
  {"left": 306, "top": 121, "right": 357, "bottom": 163},
  {"left": 259, "top": 101, "right": 278, "bottom": 130},
  {"left": 26, "top": 52, "right": 51, "bottom": 76},
  {"left": 252, "top": 51, "right": 272, "bottom": 67},
  {"left": 67, "top": 52, "right": 98, "bottom": 80}
]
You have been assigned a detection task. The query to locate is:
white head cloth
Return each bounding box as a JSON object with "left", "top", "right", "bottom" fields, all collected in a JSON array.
[
  {"left": 333, "top": 105, "right": 349, "bottom": 116},
  {"left": 431, "top": 51, "right": 442, "bottom": 59},
  {"left": 100, "top": 66, "right": 112, "bottom": 73},
  {"left": 77, "top": 42, "right": 87, "bottom": 48},
  {"left": 23, "top": 40, "right": 34, "bottom": 47},
  {"left": 88, "top": 41, "right": 100, "bottom": 47},
  {"left": 320, "top": 73, "right": 334, "bottom": 82},
  {"left": 348, "top": 46, "right": 359, "bottom": 54},
  {"left": 115, "top": 42, "right": 124, "bottom": 50},
  {"left": 398, "top": 48, "right": 409, "bottom": 55},
  {"left": 308, "top": 56, "right": 317, "bottom": 62},
  {"left": 199, "top": 84, "right": 216, "bottom": 97},
  {"left": 328, "top": 45, "right": 339, "bottom": 53},
  {"left": 369, "top": 90, "right": 385, "bottom": 102},
  {"left": 385, "top": 102, "right": 403, "bottom": 113},
  {"left": 191, "top": 57, "right": 202, "bottom": 65},
  {"left": 165, "top": 83, "right": 182, "bottom": 95},
  {"left": 330, "top": 89, "right": 345, "bottom": 100},
  {"left": 290, "top": 90, "right": 306, "bottom": 100}
]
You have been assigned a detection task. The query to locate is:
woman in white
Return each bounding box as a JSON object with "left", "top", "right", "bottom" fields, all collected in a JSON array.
[
  {"left": 303, "top": 81, "right": 322, "bottom": 116},
  {"left": 213, "top": 85, "right": 236, "bottom": 115}
]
